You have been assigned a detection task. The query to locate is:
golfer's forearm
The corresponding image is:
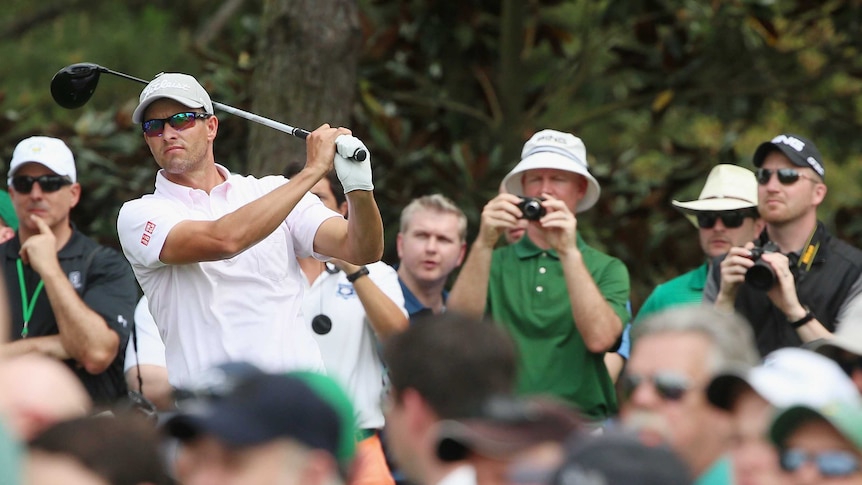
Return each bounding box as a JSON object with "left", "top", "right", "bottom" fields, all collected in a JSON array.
[{"left": 344, "top": 191, "right": 384, "bottom": 264}]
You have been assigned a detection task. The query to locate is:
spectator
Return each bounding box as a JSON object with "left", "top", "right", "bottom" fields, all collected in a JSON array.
[
  {"left": 26, "top": 413, "right": 171, "bottom": 485},
  {"left": 705, "top": 134, "right": 862, "bottom": 356},
  {"left": 448, "top": 129, "right": 630, "bottom": 421},
  {"left": 116, "top": 73, "right": 383, "bottom": 387},
  {"left": 0, "top": 354, "right": 91, "bottom": 440},
  {"left": 769, "top": 401, "right": 862, "bottom": 484},
  {"left": 395, "top": 194, "right": 467, "bottom": 321},
  {"left": 0, "top": 136, "right": 137, "bottom": 405},
  {"left": 620, "top": 305, "right": 759, "bottom": 484},
  {"left": 434, "top": 395, "right": 581, "bottom": 485},
  {"left": 707, "top": 347, "right": 860, "bottom": 485},
  {"left": 124, "top": 295, "right": 173, "bottom": 411},
  {"left": 0, "top": 189, "right": 18, "bottom": 242},
  {"left": 383, "top": 312, "right": 518, "bottom": 485},
  {"left": 499, "top": 182, "right": 631, "bottom": 384},
  {"left": 637, "top": 164, "right": 762, "bottom": 321},
  {"left": 549, "top": 431, "right": 692, "bottom": 485},
  {"left": 286, "top": 164, "right": 407, "bottom": 485},
  {"left": 166, "top": 371, "right": 356, "bottom": 485},
  {"left": 812, "top": 321, "right": 862, "bottom": 394}
]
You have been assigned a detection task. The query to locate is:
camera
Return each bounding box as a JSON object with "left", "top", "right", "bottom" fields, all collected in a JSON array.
[
  {"left": 744, "top": 241, "right": 781, "bottom": 291},
  {"left": 517, "top": 196, "right": 546, "bottom": 221}
]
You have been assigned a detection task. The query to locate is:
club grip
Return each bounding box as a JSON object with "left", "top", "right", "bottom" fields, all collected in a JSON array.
[{"left": 294, "top": 129, "right": 367, "bottom": 162}]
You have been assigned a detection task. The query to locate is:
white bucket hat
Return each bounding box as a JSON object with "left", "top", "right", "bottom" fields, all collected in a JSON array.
[
  {"left": 813, "top": 318, "right": 862, "bottom": 360},
  {"left": 500, "top": 129, "right": 601, "bottom": 213},
  {"left": 132, "top": 73, "right": 214, "bottom": 123},
  {"left": 672, "top": 164, "right": 758, "bottom": 215}
]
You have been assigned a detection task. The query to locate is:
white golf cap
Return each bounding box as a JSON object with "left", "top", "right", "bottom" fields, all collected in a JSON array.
[
  {"left": 672, "top": 164, "right": 758, "bottom": 214},
  {"left": 500, "top": 129, "right": 601, "bottom": 213},
  {"left": 132, "top": 72, "right": 214, "bottom": 123},
  {"left": 8, "top": 136, "right": 76, "bottom": 185},
  {"left": 707, "top": 347, "right": 860, "bottom": 411},
  {"left": 812, "top": 320, "right": 862, "bottom": 360}
]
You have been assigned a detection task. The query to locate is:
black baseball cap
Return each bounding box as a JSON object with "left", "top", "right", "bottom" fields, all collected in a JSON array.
[{"left": 752, "top": 133, "right": 825, "bottom": 179}]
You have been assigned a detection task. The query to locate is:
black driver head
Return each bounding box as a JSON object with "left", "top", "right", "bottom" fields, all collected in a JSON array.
[{"left": 50, "top": 63, "right": 104, "bottom": 109}]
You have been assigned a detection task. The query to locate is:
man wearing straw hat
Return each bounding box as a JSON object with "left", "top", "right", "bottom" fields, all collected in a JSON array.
[{"left": 637, "top": 164, "right": 763, "bottom": 322}]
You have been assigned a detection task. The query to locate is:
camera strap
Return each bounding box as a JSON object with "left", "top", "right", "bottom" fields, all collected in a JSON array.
[{"left": 791, "top": 223, "right": 826, "bottom": 283}]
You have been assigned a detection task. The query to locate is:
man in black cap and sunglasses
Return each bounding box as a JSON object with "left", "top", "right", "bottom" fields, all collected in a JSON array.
[
  {"left": 704, "top": 133, "right": 862, "bottom": 356},
  {"left": 0, "top": 136, "right": 138, "bottom": 406},
  {"left": 636, "top": 164, "right": 763, "bottom": 322}
]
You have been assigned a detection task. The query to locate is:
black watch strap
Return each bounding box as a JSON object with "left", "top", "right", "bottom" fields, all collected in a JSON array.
[
  {"left": 789, "top": 308, "right": 815, "bottom": 329},
  {"left": 346, "top": 266, "right": 370, "bottom": 283}
]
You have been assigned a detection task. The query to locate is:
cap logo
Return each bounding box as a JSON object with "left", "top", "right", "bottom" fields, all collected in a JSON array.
[
  {"left": 142, "top": 78, "right": 196, "bottom": 99},
  {"left": 807, "top": 156, "right": 825, "bottom": 178},
  {"left": 771, "top": 135, "right": 806, "bottom": 152},
  {"left": 522, "top": 146, "right": 588, "bottom": 169}
]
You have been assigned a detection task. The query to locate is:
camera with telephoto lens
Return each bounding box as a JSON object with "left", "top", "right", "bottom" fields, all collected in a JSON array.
[
  {"left": 517, "top": 196, "right": 547, "bottom": 221},
  {"left": 744, "top": 241, "right": 781, "bottom": 291}
]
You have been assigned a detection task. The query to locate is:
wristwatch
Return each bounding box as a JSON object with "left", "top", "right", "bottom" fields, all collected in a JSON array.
[
  {"left": 789, "top": 306, "right": 815, "bottom": 329},
  {"left": 346, "top": 266, "right": 370, "bottom": 283}
]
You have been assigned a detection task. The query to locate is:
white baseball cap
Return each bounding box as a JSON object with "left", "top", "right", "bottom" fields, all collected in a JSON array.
[
  {"left": 707, "top": 347, "right": 860, "bottom": 411},
  {"left": 132, "top": 72, "right": 214, "bottom": 123},
  {"left": 672, "top": 164, "right": 758, "bottom": 214},
  {"left": 500, "top": 129, "right": 601, "bottom": 213},
  {"left": 8, "top": 136, "right": 76, "bottom": 185}
]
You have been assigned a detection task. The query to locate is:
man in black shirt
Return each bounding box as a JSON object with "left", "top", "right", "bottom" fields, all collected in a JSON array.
[
  {"left": 705, "top": 134, "right": 862, "bottom": 355},
  {"left": 0, "top": 136, "right": 137, "bottom": 405}
]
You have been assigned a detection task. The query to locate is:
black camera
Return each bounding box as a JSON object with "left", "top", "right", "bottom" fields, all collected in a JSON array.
[
  {"left": 517, "top": 196, "right": 546, "bottom": 221},
  {"left": 744, "top": 241, "right": 781, "bottom": 291}
]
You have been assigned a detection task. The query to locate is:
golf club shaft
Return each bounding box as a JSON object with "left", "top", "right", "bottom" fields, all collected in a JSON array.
[{"left": 96, "top": 66, "right": 348, "bottom": 154}]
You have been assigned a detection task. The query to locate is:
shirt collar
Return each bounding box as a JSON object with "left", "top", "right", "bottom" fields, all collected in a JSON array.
[
  {"left": 512, "top": 233, "right": 588, "bottom": 260},
  {"left": 154, "top": 163, "right": 233, "bottom": 202}
]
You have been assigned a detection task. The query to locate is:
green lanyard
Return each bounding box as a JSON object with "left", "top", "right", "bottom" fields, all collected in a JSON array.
[{"left": 16, "top": 259, "right": 44, "bottom": 338}]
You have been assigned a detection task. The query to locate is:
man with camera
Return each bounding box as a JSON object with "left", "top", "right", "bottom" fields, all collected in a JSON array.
[
  {"left": 448, "top": 129, "right": 630, "bottom": 422},
  {"left": 705, "top": 133, "right": 862, "bottom": 356},
  {"left": 636, "top": 164, "right": 764, "bottom": 322}
]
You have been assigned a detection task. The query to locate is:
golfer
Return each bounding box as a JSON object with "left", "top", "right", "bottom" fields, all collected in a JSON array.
[{"left": 116, "top": 72, "right": 383, "bottom": 388}]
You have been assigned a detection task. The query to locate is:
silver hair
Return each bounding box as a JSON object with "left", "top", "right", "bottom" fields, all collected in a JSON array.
[
  {"left": 632, "top": 305, "right": 759, "bottom": 373},
  {"left": 399, "top": 194, "right": 467, "bottom": 241}
]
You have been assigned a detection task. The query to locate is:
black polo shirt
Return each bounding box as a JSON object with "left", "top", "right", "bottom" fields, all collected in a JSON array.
[{"left": 2, "top": 228, "right": 138, "bottom": 405}]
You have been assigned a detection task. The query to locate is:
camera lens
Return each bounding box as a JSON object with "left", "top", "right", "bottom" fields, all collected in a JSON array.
[{"left": 745, "top": 262, "right": 776, "bottom": 291}]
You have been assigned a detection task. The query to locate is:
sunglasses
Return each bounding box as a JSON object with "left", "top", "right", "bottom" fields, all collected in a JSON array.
[
  {"left": 141, "top": 112, "right": 211, "bottom": 137},
  {"left": 780, "top": 448, "right": 861, "bottom": 477},
  {"left": 696, "top": 210, "right": 755, "bottom": 229},
  {"left": 620, "top": 372, "right": 691, "bottom": 402},
  {"left": 756, "top": 168, "right": 818, "bottom": 186},
  {"left": 11, "top": 175, "right": 73, "bottom": 194}
]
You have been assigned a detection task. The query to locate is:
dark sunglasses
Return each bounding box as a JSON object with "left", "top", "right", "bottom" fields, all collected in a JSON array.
[
  {"left": 11, "top": 175, "right": 73, "bottom": 194},
  {"left": 696, "top": 210, "right": 755, "bottom": 229},
  {"left": 756, "top": 168, "right": 818, "bottom": 186},
  {"left": 141, "top": 112, "right": 211, "bottom": 137},
  {"left": 780, "top": 448, "right": 860, "bottom": 477},
  {"left": 620, "top": 372, "right": 691, "bottom": 402}
]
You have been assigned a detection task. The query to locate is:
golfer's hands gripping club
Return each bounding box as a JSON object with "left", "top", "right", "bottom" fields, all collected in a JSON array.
[{"left": 335, "top": 134, "right": 373, "bottom": 193}]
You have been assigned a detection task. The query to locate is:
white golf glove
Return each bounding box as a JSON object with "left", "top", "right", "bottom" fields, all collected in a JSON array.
[{"left": 334, "top": 135, "right": 373, "bottom": 193}]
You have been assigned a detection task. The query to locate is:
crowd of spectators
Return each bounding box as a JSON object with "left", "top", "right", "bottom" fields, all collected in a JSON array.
[{"left": 0, "top": 70, "right": 861, "bottom": 485}]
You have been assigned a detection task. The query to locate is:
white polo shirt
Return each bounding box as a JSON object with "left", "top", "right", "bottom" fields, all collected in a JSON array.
[
  {"left": 117, "top": 165, "right": 337, "bottom": 387},
  {"left": 124, "top": 296, "right": 167, "bottom": 372},
  {"left": 303, "top": 262, "right": 407, "bottom": 430}
]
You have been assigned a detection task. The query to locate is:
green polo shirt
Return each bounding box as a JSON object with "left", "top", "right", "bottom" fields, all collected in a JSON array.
[
  {"left": 635, "top": 263, "right": 708, "bottom": 324},
  {"left": 487, "top": 235, "right": 630, "bottom": 420}
]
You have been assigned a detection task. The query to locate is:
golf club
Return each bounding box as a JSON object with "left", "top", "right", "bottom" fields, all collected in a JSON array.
[{"left": 50, "top": 62, "right": 366, "bottom": 161}]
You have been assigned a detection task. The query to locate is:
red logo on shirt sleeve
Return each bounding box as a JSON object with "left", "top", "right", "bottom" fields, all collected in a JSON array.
[
  {"left": 140, "top": 233, "right": 151, "bottom": 246},
  {"left": 145, "top": 221, "right": 156, "bottom": 234}
]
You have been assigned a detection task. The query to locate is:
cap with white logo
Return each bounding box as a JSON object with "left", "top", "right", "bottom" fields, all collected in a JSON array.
[
  {"left": 752, "top": 133, "right": 825, "bottom": 180},
  {"left": 132, "top": 73, "right": 214, "bottom": 123},
  {"left": 8, "top": 136, "right": 76, "bottom": 185}
]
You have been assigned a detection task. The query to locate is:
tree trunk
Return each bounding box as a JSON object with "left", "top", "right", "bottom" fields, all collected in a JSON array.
[{"left": 247, "top": 0, "right": 360, "bottom": 176}]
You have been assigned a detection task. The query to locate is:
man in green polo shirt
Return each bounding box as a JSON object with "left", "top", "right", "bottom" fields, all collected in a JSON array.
[
  {"left": 448, "top": 129, "right": 629, "bottom": 421},
  {"left": 636, "top": 164, "right": 763, "bottom": 322}
]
